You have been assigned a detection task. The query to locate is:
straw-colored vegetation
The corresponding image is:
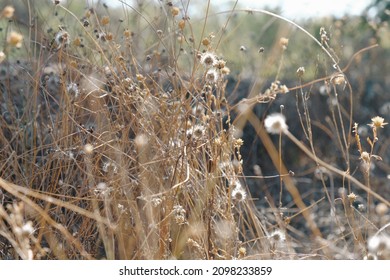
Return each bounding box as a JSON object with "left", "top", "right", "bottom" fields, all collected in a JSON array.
[{"left": 0, "top": 0, "right": 389, "bottom": 260}]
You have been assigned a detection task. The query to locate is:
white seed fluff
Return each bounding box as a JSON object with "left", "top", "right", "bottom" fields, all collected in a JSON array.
[{"left": 264, "top": 113, "right": 288, "bottom": 134}]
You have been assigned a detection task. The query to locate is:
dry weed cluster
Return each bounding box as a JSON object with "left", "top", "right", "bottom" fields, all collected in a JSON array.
[{"left": 0, "top": 1, "right": 389, "bottom": 260}]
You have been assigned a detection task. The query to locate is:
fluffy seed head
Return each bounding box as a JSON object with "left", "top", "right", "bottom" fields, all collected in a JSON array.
[
  {"left": 200, "top": 52, "right": 217, "bottom": 67},
  {"left": 84, "top": 143, "right": 94, "bottom": 154},
  {"left": 54, "top": 30, "right": 70, "bottom": 50},
  {"left": 178, "top": 20, "right": 185, "bottom": 30},
  {"left": 238, "top": 247, "right": 247, "bottom": 258},
  {"left": 269, "top": 229, "right": 286, "bottom": 242},
  {"left": 135, "top": 133, "right": 148, "bottom": 148},
  {"left": 368, "top": 234, "right": 390, "bottom": 253},
  {"left": 102, "top": 161, "right": 118, "bottom": 174},
  {"left": 360, "top": 151, "right": 370, "bottom": 163},
  {"left": 193, "top": 124, "right": 205, "bottom": 138},
  {"left": 231, "top": 181, "right": 247, "bottom": 202},
  {"left": 205, "top": 69, "right": 218, "bottom": 83},
  {"left": 264, "top": 113, "right": 288, "bottom": 134},
  {"left": 320, "top": 27, "right": 329, "bottom": 43}
]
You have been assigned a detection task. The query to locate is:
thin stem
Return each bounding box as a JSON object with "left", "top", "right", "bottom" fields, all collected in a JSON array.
[{"left": 283, "top": 130, "right": 390, "bottom": 207}]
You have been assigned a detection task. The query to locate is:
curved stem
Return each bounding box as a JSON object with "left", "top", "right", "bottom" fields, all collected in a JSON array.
[{"left": 284, "top": 130, "right": 390, "bottom": 207}]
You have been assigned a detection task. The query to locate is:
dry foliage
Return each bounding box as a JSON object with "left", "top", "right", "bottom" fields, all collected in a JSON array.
[{"left": 0, "top": 0, "right": 389, "bottom": 260}]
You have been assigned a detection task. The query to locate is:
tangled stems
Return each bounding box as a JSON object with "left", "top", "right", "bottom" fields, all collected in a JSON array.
[{"left": 283, "top": 130, "right": 390, "bottom": 208}]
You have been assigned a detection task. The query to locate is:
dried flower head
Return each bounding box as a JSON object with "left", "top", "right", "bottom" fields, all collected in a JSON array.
[
  {"left": 296, "top": 66, "right": 305, "bottom": 78},
  {"left": 193, "top": 124, "right": 205, "bottom": 138},
  {"left": 173, "top": 205, "right": 187, "bottom": 225},
  {"left": 360, "top": 151, "right": 370, "bottom": 163},
  {"left": 101, "top": 16, "right": 110, "bottom": 25},
  {"left": 269, "top": 229, "right": 286, "bottom": 242},
  {"left": 231, "top": 181, "right": 247, "bottom": 202},
  {"left": 202, "top": 37, "right": 210, "bottom": 46},
  {"left": 134, "top": 74, "right": 144, "bottom": 82},
  {"left": 264, "top": 113, "right": 288, "bottom": 134},
  {"left": 171, "top": 6, "right": 180, "bottom": 16},
  {"left": 2, "top": 5, "right": 15, "bottom": 18},
  {"left": 151, "top": 197, "right": 162, "bottom": 207},
  {"left": 7, "top": 31, "right": 23, "bottom": 48},
  {"left": 347, "top": 192, "right": 357, "bottom": 204},
  {"left": 314, "top": 166, "right": 329, "bottom": 180},
  {"left": 177, "top": 34, "right": 184, "bottom": 43},
  {"left": 54, "top": 30, "right": 70, "bottom": 50},
  {"left": 124, "top": 29, "right": 132, "bottom": 38},
  {"left": 331, "top": 73, "right": 346, "bottom": 85},
  {"left": 102, "top": 161, "right": 118, "bottom": 174},
  {"left": 279, "top": 37, "right": 289, "bottom": 49},
  {"left": 234, "top": 138, "right": 244, "bottom": 148},
  {"left": 134, "top": 133, "right": 148, "bottom": 148},
  {"left": 186, "top": 124, "right": 205, "bottom": 140},
  {"left": 279, "top": 84, "right": 289, "bottom": 94},
  {"left": 67, "top": 82, "right": 79, "bottom": 97},
  {"left": 238, "top": 247, "right": 247, "bottom": 258},
  {"left": 369, "top": 116, "right": 388, "bottom": 129},
  {"left": 213, "top": 59, "right": 226, "bottom": 69},
  {"left": 178, "top": 20, "right": 186, "bottom": 30},
  {"left": 221, "top": 66, "right": 230, "bottom": 75},
  {"left": 320, "top": 27, "right": 329, "bottom": 43},
  {"left": 375, "top": 203, "right": 388, "bottom": 216},
  {"left": 368, "top": 234, "right": 390, "bottom": 254},
  {"left": 156, "top": 29, "right": 163, "bottom": 37},
  {"left": 84, "top": 143, "right": 94, "bottom": 154},
  {"left": 21, "top": 221, "right": 34, "bottom": 235},
  {"left": 200, "top": 52, "right": 217, "bottom": 67},
  {"left": 94, "top": 182, "right": 112, "bottom": 197},
  {"left": 205, "top": 68, "right": 218, "bottom": 83}
]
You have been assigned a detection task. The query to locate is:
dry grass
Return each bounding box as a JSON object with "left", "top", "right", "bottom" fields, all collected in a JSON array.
[{"left": 0, "top": 0, "right": 389, "bottom": 260}]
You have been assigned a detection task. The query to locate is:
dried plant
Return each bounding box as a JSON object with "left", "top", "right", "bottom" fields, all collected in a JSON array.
[{"left": 0, "top": 1, "right": 388, "bottom": 260}]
